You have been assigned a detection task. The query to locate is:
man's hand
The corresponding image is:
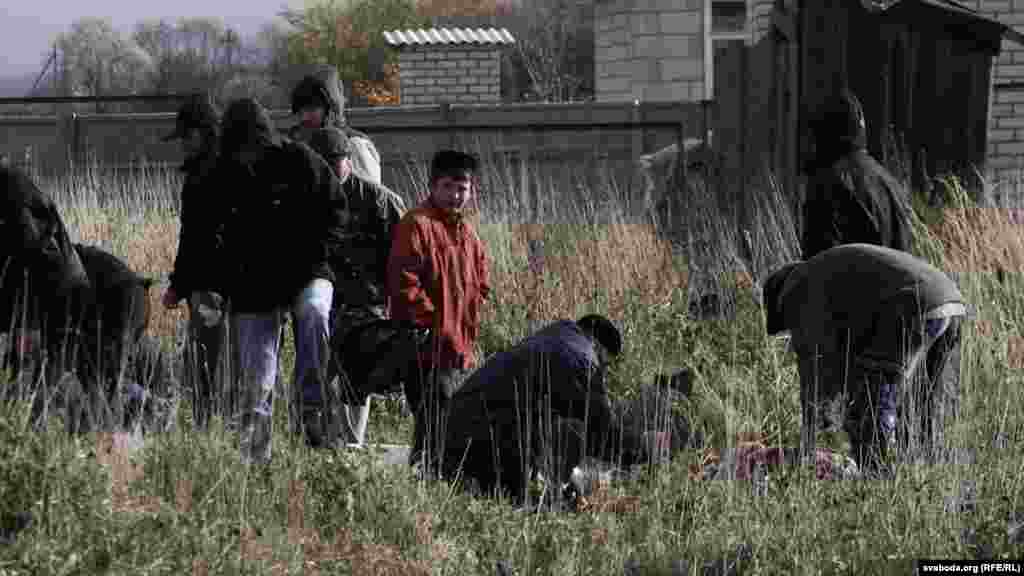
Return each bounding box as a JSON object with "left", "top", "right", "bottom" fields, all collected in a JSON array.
[{"left": 162, "top": 287, "right": 182, "bottom": 310}]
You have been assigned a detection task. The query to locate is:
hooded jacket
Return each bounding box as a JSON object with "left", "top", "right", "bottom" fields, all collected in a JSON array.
[
  {"left": 1, "top": 166, "right": 92, "bottom": 363},
  {"left": 386, "top": 201, "right": 490, "bottom": 371},
  {"left": 763, "top": 244, "right": 964, "bottom": 362},
  {"left": 168, "top": 139, "right": 219, "bottom": 298},
  {"left": 289, "top": 66, "right": 382, "bottom": 185},
  {"left": 802, "top": 91, "right": 913, "bottom": 259},
  {"left": 214, "top": 98, "right": 351, "bottom": 313},
  {"left": 443, "top": 320, "right": 650, "bottom": 489},
  {"left": 333, "top": 175, "right": 406, "bottom": 311}
]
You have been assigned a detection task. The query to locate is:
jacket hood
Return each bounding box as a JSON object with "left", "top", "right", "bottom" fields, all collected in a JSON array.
[
  {"left": 762, "top": 261, "right": 803, "bottom": 335},
  {"left": 291, "top": 66, "right": 346, "bottom": 125},
  {"left": 220, "top": 98, "right": 282, "bottom": 161},
  {"left": 810, "top": 90, "right": 868, "bottom": 170}
]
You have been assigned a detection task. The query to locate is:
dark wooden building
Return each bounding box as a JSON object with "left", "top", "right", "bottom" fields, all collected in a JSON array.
[{"left": 799, "top": 0, "right": 1024, "bottom": 191}]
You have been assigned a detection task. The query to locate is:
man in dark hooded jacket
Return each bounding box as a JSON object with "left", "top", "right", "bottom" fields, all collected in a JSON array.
[
  {"left": 802, "top": 90, "right": 914, "bottom": 260},
  {"left": 1, "top": 165, "right": 91, "bottom": 381},
  {"left": 159, "top": 92, "right": 238, "bottom": 429},
  {"left": 289, "top": 66, "right": 382, "bottom": 185},
  {"left": 762, "top": 244, "right": 966, "bottom": 470},
  {"left": 440, "top": 315, "right": 670, "bottom": 503},
  {"left": 214, "top": 97, "right": 351, "bottom": 464}
]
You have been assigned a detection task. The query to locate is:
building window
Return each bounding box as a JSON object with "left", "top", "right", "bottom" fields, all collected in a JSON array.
[
  {"left": 712, "top": 1, "right": 747, "bottom": 34},
  {"left": 705, "top": 0, "right": 749, "bottom": 100}
]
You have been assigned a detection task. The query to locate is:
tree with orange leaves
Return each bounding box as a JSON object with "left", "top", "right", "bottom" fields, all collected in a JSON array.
[{"left": 280, "top": 0, "right": 426, "bottom": 105}]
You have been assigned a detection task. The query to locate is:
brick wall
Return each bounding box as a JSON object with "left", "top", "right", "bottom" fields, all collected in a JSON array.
[
  {"left": 593, "top": 0, "right": 705, "bottom": 103},
  {"left": 977, "top": 0, "right": 1024, "bottom": 180},
  {"left": 397, "top": 45, "right": 503, "bottom": 105}
]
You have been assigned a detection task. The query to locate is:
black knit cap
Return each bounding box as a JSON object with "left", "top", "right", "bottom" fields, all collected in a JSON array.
[
  {"left": 576, "top": 314, "right": 623, "bottom": 357},
  {"left": 163, "top": 92, "right": 220, "bottom": 142},
  {"left": 430, "top": 149, "right": 479, "bottom": 182}
]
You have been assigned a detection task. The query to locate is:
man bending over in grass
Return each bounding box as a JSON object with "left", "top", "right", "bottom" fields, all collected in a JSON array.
[
  {"left": 387, "top": 149, "right": 491, "bottom": 474},
  {"left": 214, "top": 98, "right": 350, "bottom": 464},
  {"left": 762, "top": 243, "right": 966, "bottom": 472},
  {"left": 441, "top": 315, "right": 672, "bottom": 504}
]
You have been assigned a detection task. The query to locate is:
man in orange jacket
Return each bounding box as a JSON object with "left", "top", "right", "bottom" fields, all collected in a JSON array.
[{"left": 387, "top": 149, "right": 491, "bottom": 473}]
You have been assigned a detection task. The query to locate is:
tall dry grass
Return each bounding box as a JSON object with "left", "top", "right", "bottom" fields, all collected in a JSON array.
[{"left": 1, "top": 152, "right": 1024, "bottom": 574}]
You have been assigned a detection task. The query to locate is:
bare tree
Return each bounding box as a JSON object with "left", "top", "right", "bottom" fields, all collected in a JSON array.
[
  {"left": 254, "top": 21, "right": 295, "bottom": 89},
  {"left": 57, "top": 17, "right": 155, "bottom": 108},
  {"left": 131, "top": 17, "right": 259, "bottom": 105},
  {"left": 506, "top": 0, "right": 593, "bottom": 102}
]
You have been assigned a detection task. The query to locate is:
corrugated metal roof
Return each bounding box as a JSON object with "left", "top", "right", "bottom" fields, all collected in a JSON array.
[
  {"left": 383, "top": 28, "right": 516, "bottom": 47},
  {"left": 878, "top": 0, "right": 1024, "bottom": 46}
]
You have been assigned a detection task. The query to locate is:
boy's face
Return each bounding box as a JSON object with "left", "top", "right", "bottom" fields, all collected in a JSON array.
[
  {"left": 300, "top": 105, "right": 325, "bottom": 129},
  {"left": 430, "top": 172, "right": 475, "bottom": 212}
]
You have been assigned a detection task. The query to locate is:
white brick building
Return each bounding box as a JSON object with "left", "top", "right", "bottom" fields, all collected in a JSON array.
[
  {"left": 977, "top": 0, "right": 1024, "bottom": 179},
  {"left": 593, "top": 0, "right": 775, "bottom": 103},
  {"left": 384, "top": 28, "right": 515, "bottom": 105},
  {"left": 593, "top": 0, "right": 1024, "bottom": 184}
]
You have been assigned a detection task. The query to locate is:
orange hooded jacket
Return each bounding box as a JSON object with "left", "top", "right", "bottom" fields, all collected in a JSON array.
[{"left": 386, "top": 201, "right": 491, "bottom": 371}]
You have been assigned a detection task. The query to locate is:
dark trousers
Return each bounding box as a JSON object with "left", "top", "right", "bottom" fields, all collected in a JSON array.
[
  {"left": 185, "top": 292, "right": 238, "bottom": 429},
  {"left": 441, "top": 396, "right": 636, "bottom": 504},
  {"left": 841, "top": 314, "right": 963, "bottom": 468},
  {"left": 406, "top": 364, "right": 467, "bottom": 474}
]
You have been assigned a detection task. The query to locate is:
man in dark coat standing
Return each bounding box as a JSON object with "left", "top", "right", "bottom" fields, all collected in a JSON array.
[
  {"left": 802, "top": 90, "right": 914, "bottom": 260},
  {"left": 440, "top": 315, "right": 669, "bottom": 503},
  {"left": 214, "top": 98, "right": 350, "bottom": 464},
  {"left": 307, "top": 127, "right": 405, "bottom": 446},
  {"left": 159, "top": 92, "right": 237, "bottom": 429},
  {"left": 762, "top": 244, "right": 967, "bottom": 470}
]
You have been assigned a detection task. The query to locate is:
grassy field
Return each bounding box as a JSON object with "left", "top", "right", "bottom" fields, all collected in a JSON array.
[{"left": 2, "top": 158, "right": 1024, "bottom": 575}]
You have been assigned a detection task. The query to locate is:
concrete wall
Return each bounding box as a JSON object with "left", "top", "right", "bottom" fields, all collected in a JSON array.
[
  {"left": 397, "top": 45, "right": 503, "bottom": 105},
  {"left": 978, "top": 0, "right": 1024, "bottom": 182},
  {"left": 749, "top": 0, "right": 775, "bottom": 45},
  {"left": 593, "top": 0, "right": 706, "bottom": 103},
  {"left": 0, "top": 102, "right": 706, "bottom": 205}
]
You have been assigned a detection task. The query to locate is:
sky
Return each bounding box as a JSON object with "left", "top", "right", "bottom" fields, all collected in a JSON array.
[{"left": 0, "top": 0, "right": 309, "bottom": 77}]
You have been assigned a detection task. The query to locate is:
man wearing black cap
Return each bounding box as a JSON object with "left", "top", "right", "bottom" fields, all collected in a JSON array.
[
  {"left": 213, "top": 97, "right": 351, "bottom": 463},
  {"left": 307, "top": 127, "right": 406, "bottom": 446},
  {"left": 762, "top": 244, "right": 967, "bottom": 470},
  {"left": 159, "top": 92, "right": 236, "bottom": 429},
  {"left": 802, "top": 89, "right": 914, "bottom": 260},
  {"left": 440, "top": 315, "right": 670, "bottom": 503}
]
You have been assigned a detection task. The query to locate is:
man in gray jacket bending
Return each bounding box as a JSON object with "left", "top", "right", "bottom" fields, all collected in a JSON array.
[{"left": 762, "top": 244, "right": 966, "bottom": 470}]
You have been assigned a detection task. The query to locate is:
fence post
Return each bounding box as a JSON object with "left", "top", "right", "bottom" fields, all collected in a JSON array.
[
  {"left": 631, "top": 99, "right": 643, "bottom": 189},
  {"left": 72, "top": 112, "right": 81, "bottom": 172},
  {"left": 440, "top": 101, "right": 454, "bottom": 149}
]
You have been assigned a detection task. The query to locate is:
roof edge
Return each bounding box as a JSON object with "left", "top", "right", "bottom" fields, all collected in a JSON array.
[{"left": 382, "top": 27, "right": 517, "bottom": 47}]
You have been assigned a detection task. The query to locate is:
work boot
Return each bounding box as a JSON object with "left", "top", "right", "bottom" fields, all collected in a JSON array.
[{"left": 302, "top": 406, "right": 336, "bottom": 449}]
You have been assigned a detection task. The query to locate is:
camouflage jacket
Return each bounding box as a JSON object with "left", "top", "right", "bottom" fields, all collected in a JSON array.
[{"left": 334, "top": 175, "right": 406, "bottom": 309}]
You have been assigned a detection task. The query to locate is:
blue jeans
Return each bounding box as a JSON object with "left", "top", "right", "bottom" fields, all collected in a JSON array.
[{"left": 235, "top": 278, "right": 333, "bottom": 464}]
